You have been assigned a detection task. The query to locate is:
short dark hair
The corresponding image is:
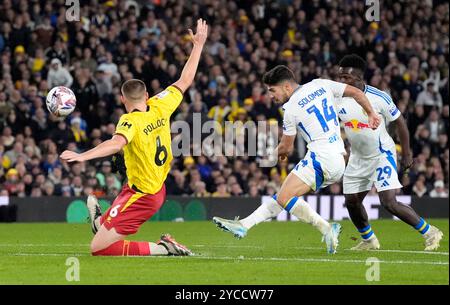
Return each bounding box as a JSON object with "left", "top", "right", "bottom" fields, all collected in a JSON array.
[
  {"left": 338, "top": 54, "right": 367, "bottom": 73},
  {"left": 121, "top": 79, "right": 147, "bottom": 101},
  {"left": 262, "top": 65, "right": 296, "bottom": 85}
]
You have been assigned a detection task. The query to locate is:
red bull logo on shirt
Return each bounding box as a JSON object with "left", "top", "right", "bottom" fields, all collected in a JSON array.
[{"left": 343, "top": 119, "right": 370, "bottom": 132}]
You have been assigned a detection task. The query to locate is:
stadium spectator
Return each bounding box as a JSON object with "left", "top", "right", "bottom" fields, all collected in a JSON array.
[
  {"left": 246, "top": 185, "right": 260, "bottom": 197},
  {"left": 416, "top": 82, "right": 443, "bottom": 112},
  {"left": 423, "top": 110, "right": 446, "bottom": 143},
  {"left": 96, "top": 160, "right": 119, "bottom": 189},
  {"left": 1, "top": 126, "right": 15, "bottom": 149},
  {"left": 105, "top": 174, "right": 120, "bottom": 196},
  {"left": 0, "top": 0, "right": 448, "bottom": 199},
  {"left": 69, "top": 117, "right": 88, "bottom": 147},
  {"left": 212, "top": 183, "right": 230, "bottom": 197},
  {"left": 207, "top": 96, "right": 231, "bottom": 126},
  {"left": 230, "top": 182, "right": 244, "bottom": 196},
  {"left": 193, "top": 181, "right": 210, "bottom": 197},
  {"left": 413, "top": 179, "right": 428, "bottom": 198},
  {"left": 3, "top": 168, "right": 19, "bottom": 195},
  {"left": 3, "top": 141, "right": 23, "bottom": 165},
  {"left": 30, "top": 186, "right": 42, "bottom": 197},
  {"left": 167, "top": 169, "right": 188, "bottom": 196},
  {"left": 429, "top": 180, "right": 449, "bottom": 198},
  {"left": 196, "top": 155, "right": 212, "bottom": 180},
  {"left": 71, "top": 176, "right": 84, "bottom": 196},
  {"left": 51, "top": 120, "right": 75, "bottom": 151},
  {"left": 47, "top": 58, "right": 73, "bottom": 88},
  {"left": 42, "top": 180, "right": 55, "bottom": 196}
]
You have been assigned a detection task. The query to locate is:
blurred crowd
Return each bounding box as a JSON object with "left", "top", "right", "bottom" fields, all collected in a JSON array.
[{"left": 0, "top": 0, "right": 448, "bottom": 198}]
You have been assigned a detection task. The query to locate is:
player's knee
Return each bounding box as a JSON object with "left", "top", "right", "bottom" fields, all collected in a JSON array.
[
  {"left": 381, "top": 199, "right": 398, "bottom": 213},
  {"left": 276, "top": 193, "right": 291, "bottom": 207},
  {"left": 345, "top": 196, "right": 360, "bottom": 209},
  {"left": 90, "top": 244, "right": 99, "bottom": 255},
  {"left": 90, "top": 240, "right": 104, "bottom": 255}
]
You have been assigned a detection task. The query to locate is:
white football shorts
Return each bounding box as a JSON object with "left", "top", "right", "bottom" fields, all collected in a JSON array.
[
  {"left": 292, "top": 150, "right": 345, "bottom": 192},
  {"left": 343, "top": 152, "right": 402, "bottom": 194}
]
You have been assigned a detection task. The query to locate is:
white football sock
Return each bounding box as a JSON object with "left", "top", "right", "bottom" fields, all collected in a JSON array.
[
  {"left": 240, "top": 197, "right": 283, "bottom": 230},
  {"left": 287, "top": 197, "right": 331, "bottom": 235},
  {"left": 149, "top": 242, "right": 169, "bottom": 255}
]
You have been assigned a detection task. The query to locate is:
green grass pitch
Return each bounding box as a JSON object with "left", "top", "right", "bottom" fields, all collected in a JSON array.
[{"left": 0, "top": 219, "right": 448, "bottom": 284}]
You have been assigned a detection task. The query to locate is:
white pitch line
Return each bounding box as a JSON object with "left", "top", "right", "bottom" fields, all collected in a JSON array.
[
  {"left": 9, "top": 253, "right": 89, "bottom": 257},
  {"left": 189, "top": 256, "right": 449, "bottom": 266},
  {"left": 191, "top": 244, "right": 449, "bottom": 256},
  {"left": 1, "top": 243, "right": 448, "bottom": 255},
  {"left": 296, "top": 246, "right": 449, "bottom": 256},
  {"left": 6, "top": 253, "right": 448, "bottom": 266}
]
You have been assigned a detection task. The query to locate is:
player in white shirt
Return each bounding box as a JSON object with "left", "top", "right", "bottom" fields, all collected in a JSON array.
[
  {"left": 213, "top": 65, "right": 381, "bottom": 254},
  {"left": 336, "top": 54, "right": 443, "bottom": 251}
]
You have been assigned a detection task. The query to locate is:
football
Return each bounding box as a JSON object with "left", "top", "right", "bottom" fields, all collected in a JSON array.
[{"left": 46, "top": 86, "right": 77, "bottom": 117}]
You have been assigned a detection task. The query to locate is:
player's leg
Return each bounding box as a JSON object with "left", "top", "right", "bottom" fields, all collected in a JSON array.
[
  {"left": 214, "top": 187, "right": 286, "bottom": 235},
  {"left": 90, "top": 222, "right": 169, "bottom": 256},
  {"left": 214, "top": 152, "right": 326, "bottom": 237},
  {"left": 276, "top": 172, "right": 336, "bottom": 234},
  {"left": 345, "top": 192, "right": 370, "bottom": 229},
  {"left": 274, "top": 151, "right": 344, "bottom": 254},
  {"left": 215, "top": 151, "right": 345, "bottom": 253},
  {"left": 378, "top": 189, "right": 443, "bottom": 251},
  {"left": 378, "top": 189, "right": 420, "bottom": 225},
  {"left": 90, "top": 224, "right": 137, "bottom": 255},
  {"left": 345, "top": 192, "right": 381, "bottom": 250},
  {"left": 87, "top": 185, "right": 191, "bottom": 256},
  {"left": 90, "top": 223, "right": 189, "bottom": 256},
  {"left": 343, "top": 156, "right": 380, "bottom": 250},
  {"left": 213, "top": 174, "right": 329, "bottom": 239},
  {"left": 275, "top": 166, "right": 343, "bottom": 254},
  {"left": 89, "top": 204, "right": 174, "bottom": 256},
  {"left": 238, "top": 195, "right": 283, "bottom": 230},
  {"left": 87, "top": 195, "right": 102, "bottom": 234},
  {"left": 374, "top": 151, "right": 443, "bottom": 251}
]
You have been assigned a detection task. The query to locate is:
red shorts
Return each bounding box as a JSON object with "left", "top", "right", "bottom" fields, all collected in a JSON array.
[{"left": 100, "top": 183, "right": 166, "bottom": 235}]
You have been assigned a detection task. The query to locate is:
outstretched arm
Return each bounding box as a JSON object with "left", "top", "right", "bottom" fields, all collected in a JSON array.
[
  {"left": 343, "top": 85, "right": 381, "bottom": 129},
  {"left": 172, "top": 19, "right": 208, "bottom": 93},
  {"left": 60, "top": 135, "right": 127, "bottom": 163}
]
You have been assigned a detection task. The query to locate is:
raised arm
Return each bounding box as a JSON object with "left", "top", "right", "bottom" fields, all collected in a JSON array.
[
  {"left": 172, "top": 19, "right": 208, "bottom": 93},
  {"left": 343, "top": 85, "right": 381, "bottom": 129}
]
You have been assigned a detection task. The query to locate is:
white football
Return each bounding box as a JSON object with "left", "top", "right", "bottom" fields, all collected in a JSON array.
[{"left": 46, "top": 86, "right": 77, "bottom": 117}]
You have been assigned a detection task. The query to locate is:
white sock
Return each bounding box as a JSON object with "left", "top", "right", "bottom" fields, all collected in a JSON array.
[
  {"left": 365, "top": 234, "right": 377, "bottom": 241},
  {"left": 240, "top": 197, "right": 283, "bottom": 230},
  {"left": 149, "top": 242, "right": 169, "bottom": 255},
  {"left": 286, "top": 197, "right": 331, "bottom": 235}
]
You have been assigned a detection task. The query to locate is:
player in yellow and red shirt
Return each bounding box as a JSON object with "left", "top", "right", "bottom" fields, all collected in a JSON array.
[{"left": 60, "top": 19, "right": 208, "bottom": 256}]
